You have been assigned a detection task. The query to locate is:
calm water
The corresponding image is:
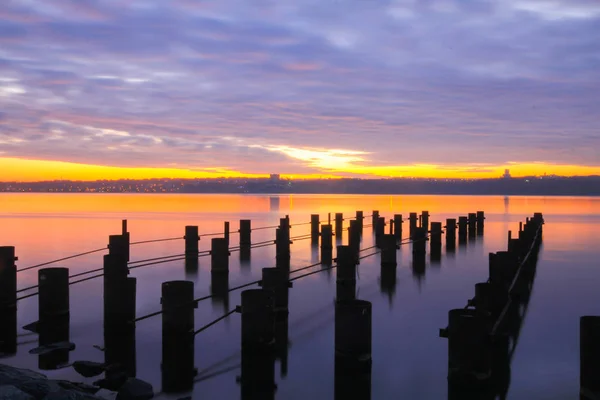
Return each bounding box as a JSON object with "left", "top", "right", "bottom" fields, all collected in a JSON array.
[{"left": 1, "top": 194, "right": 599, "bottom": 399}]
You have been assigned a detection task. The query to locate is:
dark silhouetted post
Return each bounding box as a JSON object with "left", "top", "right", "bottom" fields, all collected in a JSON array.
[
  {"left": 240, "top": 289, "right": 276, "bottom": 400},
  {"left": 476, "top": 211, "right": 485, "bottom": 236},
  {"left": 240, "top": 220, "right": 252, "bottom": 249},
  {"left": 580, "top": 316, "right": 600, "bottom": 399},
  {"left": 371, "top": 211, "right": 379, "bottom": 230},
  {"left": 409, "top": 213, "right": 418, "bottom": 239},
  {"left": 335, "top": 213, "right": 343, "bottom": 239},
  {"left": 445, "top": 218, "right": 457, "bottom": 250},
  {"left": 458, "top": 216, "right": 468, "bottom": 244},
  {"left": 393, "top": 214, "right": 403, "bottom": 240},
  {"left": 430, "top": 222, "right": 443, "bottom": 263},
  {"left": 103, "top": 253, "right": 129, "bottom": 325},
  {"left": 184, "top": 226, "right": 200, "bottom": 259},
  {"left": 421, "top": 211, "right": 430, "bottom": 232},
  {"left": 412, "top": 227, "right": 427, "bottom": 256},
  {"left": 381, "top": 234, "right": 397, "bottom": 269},
  {"left": 334, "top": 299, "right": 372, "bottom": 400},
  {"left": 321, "top": 224, "right": 333, "bottom": 266},
  {"left": 162, "top": 281, "right": 196, "bottom": 393},
  {"left": 348, "top": 220, "right": 360, "bottom": 263},
  {"left": 311, "top": 214, "right": 320, "bottom": 244},
  {"left": 468, "top": 213, "right": 477, "bottom": 238},
  {"left": 356, "top": 211, "right": 364, "bottom": 235},
  {"left": 109, "top": 234, "right": 129, "bottom": 263},
  {"left": 0, "top": 246, "right": 17, "bottom": 355},
  {"left": 260, "top": 268, "right": 290, "bottom": 318},
  {"left": 38, "top": 267, "right": 70, "bottom": 370},
  {"left": 122, "top": 219, "right": 127, "bottom": 235},
  {"left": 224, "top": 221, "right": 230, "bottom": 248},
  {"left": 336, "top": 246, "right": 356, "bottom": 302},
  {"left": 211, "top": 238, "right": 229, "bottom": 273},
  {"left": 375, "top": 217, "right": 385, "bottom": 248}
]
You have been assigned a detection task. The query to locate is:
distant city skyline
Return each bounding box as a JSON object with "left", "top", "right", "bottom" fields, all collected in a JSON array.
[{"left": 1, "top": 0, "right": 599, "bottom": 181}]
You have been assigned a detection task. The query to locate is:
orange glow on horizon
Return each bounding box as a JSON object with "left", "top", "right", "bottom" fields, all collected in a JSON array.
[{"left": 1, "top": 157, "right": 599, "bottom": 182}]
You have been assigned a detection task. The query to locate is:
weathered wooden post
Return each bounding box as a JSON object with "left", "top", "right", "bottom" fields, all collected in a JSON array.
[
  {"left": 336, "top": 246, "right": 356, "bottom": 302},
  {"left": 224, "top": 221, "right": 230, "bottom": 248},
  {"left": 458, "top": 216, "right": 468, "bottom": 245},
  {"left": 103, "top": 253, "right": 129, "bottom": 325},
  {"left": 445, "top": 218, "right": 457, "bottom": 251},
  {"left": 468, "top": 213, "right": 477, "bottom": 238},
  {"left": 348, "top": 220, "right": 360, "bottom": 263},
  {"left": 211, "top": 238, "right": 229, "bottom": 273},
  {"left": 239, "top": 220, "right": 252, "bottom": 249},
  {"left": 381, "top": 234, "right": 398, "bottom": 269},
  {"left": 476, "top": 211, "right": 485, "bottom": 236},
  {"left": 37, "top": 267, "right": 70, "bottom": 370},
  {"left": 409, "top": 212, "right": 418, "bottom": 239},
  {"left": 412, "top": 227, "right": 427, "bottom": 255},
  {"left": 335, "top": 213, "right": 344, "bottom": 239},
  {"left": 276, "top": 218, "right": 291, "bottom": 262},
  {"left": 184, "top": 226, "right": 200, "bottom": 273},
  {"left": 321, "top": 224, "right": 333, "bottom": 266},
  {"left": 0, "top": 246, "right": 17, "bottom": 355},
  {"left": 311, "top": 214, "right": 320, "bottom": 244},
  {"left": 260, "top": 268, "right": 290, "bottom": 318},
  {"left": 430, "top": 222, "right": 443, "bottom": 263},
  {"left": 371, "top": 211, "right": 379, "bottom": 230},
  {"left": 356, "top": 211, "right": 364, "bottom": 235},
  {"left": 108, "top": 234, "right": 129, "bottom": 263},
  {"left": 239, "top": 289, "right": 276, "bottom": 400},
  {"left": 161, "top": 281, "right": 196, "bottom": 393},
  {"left": 393, "top": 214, "right": 403, "bottom": 240},
  {"left": 580, "top": 316, "right": 600, "bottom": 399},
  {"left": 375, "top": 217, "right": 385, "bottom": 248},
  {"left": 421, "top": 211, "right": 430, "bottom": 231},
  {"left": 121, "top": 219, "right": 127, "bottom": 235},
  {"left": 334, "top": 299, "right": 372, "bottom": 400}
]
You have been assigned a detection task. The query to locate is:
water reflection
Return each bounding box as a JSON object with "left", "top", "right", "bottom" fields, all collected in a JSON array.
[
  {"left": 379, "top": 265, "right": 397, "bottom": 307},
  {"left": 211, "top": 271, "right": 230, "bottom": 313}
]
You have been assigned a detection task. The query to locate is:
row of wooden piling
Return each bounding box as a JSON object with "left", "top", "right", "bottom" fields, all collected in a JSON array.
[{"left": 439, "top": 212, "right": 544, "bottom": 398}]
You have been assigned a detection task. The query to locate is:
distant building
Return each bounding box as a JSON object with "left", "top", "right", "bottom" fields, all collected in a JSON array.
[
  {"left": 503, "top": 169, "right": 511, "bottom": 179},
  {"left": 270, "top": 174, "right": 280, "bottom": 181}
]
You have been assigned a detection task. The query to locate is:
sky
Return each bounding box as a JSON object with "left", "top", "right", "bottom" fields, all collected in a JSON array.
[{"left": 1, "top": 0, "right": 599, "bottom": 181}]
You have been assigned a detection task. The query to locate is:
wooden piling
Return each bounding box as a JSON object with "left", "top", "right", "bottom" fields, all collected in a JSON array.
[
  {"left": 311, "top": 214, "right": 321, "bottom": 243},
  {"left": 103, "top": 254, "right": 129, "bottom": 325},
  {"left": 458, "top": 216, "right": 468, "bottom": 242},
  {"left": 161, "top": 281, "right": 196, "bottom": 393},
  {"left": 239, "top": 220, "right": 252, "bottom": 249},
  {"left": 348, "top": 220, "right": 360, "bottom": 263},
  {"left": 321, "top": 224, "right": 333, "bottom": 266},
  {"left": 38, "top": 267, "right": 70, "bottom": 370},
  {"left": 105, "top": 276, "right": 137, "bottom": 378},
  {"left": 335, "top": 213, "right": 344, "bottom": 239},
  {"left": 580, "top": 316, "right": 600, "bottom": 399},
  {"left": 0, "top": 246, "right": 17, "bottom": 355},
  {"left": 412, "top": 227, "right": 427, "bottom": 255},
  {"left": 356, "top": 211, "right": 364, "bottom": 235},
  {"left": 375, "top": 217, "right": 385, "bottom": 248},
  {"left": 260, "top": 268, "right": 290, "bottom": 318},
  {"left": 393, "top": 214, "right": 403, "bottom": 240},
  {"left": 446, "top": 218, "right": 457, "bottom": 252},
  {"left": 211, "top": 238, "right": 229, "bottom": 273},
  {"left": 476, "top": 211, "right": 485, "bottom": 236},
  {"left": 409, "top": 213, "right": 418, "bottom": 239},
  {"left": 121, "top": 219, "right": 127, "bottom": 235},
  {"left": 336, "top": 246, "right": 357, "bottom": 302},
  {"left": 468, "top": 213, "right": 477, "bottom": 238},
  {"left": 334, "top": 300, "right": 372, "bottom": 366},
  {"left": 241, "top": 289, "right": 275, "bottom": 350},
  {"left": 224, "top": 221, "right": 230, "bottom": 247},
  {"left": 381, "top": 234, "right": 397, "bottom": 268},
  {"left": 430, "top": 222, "right": 443, "bottom": 263},
  {"left": 371, "top": 211, "right": 379, "bottom": 229},
  {"left": 184, "top": 226, "right": 200, "bottom": 257},
  {"left": 108, "top": 234, "right": 129, "bottom": 263},
  {"left": 421, "top": 211, "right": 430, "bottom": 231}
]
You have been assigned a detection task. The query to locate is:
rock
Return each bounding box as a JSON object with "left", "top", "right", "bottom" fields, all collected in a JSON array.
[
  {"left": 93, "top": 373, "right": 128, "bottom": 392},
  {"left": 55, "top": 380, "right": 100, "bottom": 394},
  {"left": 0, "top": 385, "right": 35, "bottom": 400},
  {"left": 94, "top": 389, "right": 118, "bottom": 400},
  {"left": 115, "top": 378, "right": 153, "bottom": 400},
  {"left": 43, "top": 390, "right": 103, "bottom": 400},
  {"left": 29, "top": 342, "right": 76, "bottom": 355},
  {"left": 15, "top": 379, "right": 62, "bottom": 399},
  {"left": 0, "top": 364, "right": 61, "bottom": 398},
  {"left": 0, "top": 364, "right": 47, "bottom": 384},
  {"left": 73, "top": 361, "right": 107, "bottom": 378}
]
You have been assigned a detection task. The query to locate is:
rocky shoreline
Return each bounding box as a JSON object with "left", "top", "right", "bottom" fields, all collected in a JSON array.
[{"left": 0, "top": 364, "right": 153, "bottom": 400}]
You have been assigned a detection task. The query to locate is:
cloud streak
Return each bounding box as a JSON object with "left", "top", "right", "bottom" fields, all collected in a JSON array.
[{"left": 0, "top": 0, "right": 599, "bottom": 179}]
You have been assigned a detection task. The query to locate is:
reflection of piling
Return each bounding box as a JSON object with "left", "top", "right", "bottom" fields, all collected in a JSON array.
[
  {"left": 321, "top": 224, "right": 333, "bottom": 266},
  {"left": 211, "top": 271, "right": 230, "bottom": 312},
  {"left": 468, "top": 213, "right": 477, "bottom": 238},
  {"left": 260, "top": 268, "right": 290, "bottom": 318},
  {"left": 239, "top": 289, "right": 276, "bottom": 400},
  {"left": 412, "top": 227, "right": 427, "bottom": 255},
  {"left": 375, "top": 217, "right": 385, "bottom": 248},
  {"left": 335, "top": 352, "right": 372, "bottom": 400},
  {"left": 161, "top": 281, "right": 196, "bottom": 394},
  {"left": 393, "top": 214, "right": 403, "bottom": 240},
  {"left": 336, "top": 246, "right": 356, "bottom": 302},
  {"left": 348, "top": 220, "right": 360, "bottom": 263},
  {"left": 355, "top": 211, "right": 364, "bottom": 235},
  {"left": 0, "top": 246, "right": 17, "bottom": 355},
  {"left": 211, "top": 238, "right": 229, "bottom": 273},
  {"left": 335, "top": 213, "right": 344, "bottom": 239},
  {"left": 409, "top": 213, "right": 418, "bottom": 239},
  {"left": 311, "top": 214, "right": 320, "bottom": 244},
  {"left": 476, "top": 211, "right": 485, "bottom": 236},
  {"left": 274, "top": 316, "right": 290, "bottom": 378},
  {"left": 421, "top": 211, "right": 430, "bottom": 231},
  {"left": 38, "top": 268, "right": 70, "bottom": 370},
  {"left": 580, "top": 316, "right": 600, "bottom": 399},
  {"left": 412, "top": 253, "right": 426, "bottom": 282}
]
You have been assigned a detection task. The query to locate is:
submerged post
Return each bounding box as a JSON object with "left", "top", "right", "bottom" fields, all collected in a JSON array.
[
  {"left": 161, "top": 281, "right": 196, "bottom": 393},
  {"left": 0, "top": 246, "right": 17, "bottom": 355},
  {"left": 336, "top": 246, "right": 356, "bottom": 302},
  {"left": 38, "top": 267, "right": 70, "bottom": 370},
  {"left": 311, "top": 214, "right": 320, "bottom": 244}
]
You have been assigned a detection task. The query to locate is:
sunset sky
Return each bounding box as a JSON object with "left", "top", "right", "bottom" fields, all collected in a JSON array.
[{"left": 1, "top": 0, "right": 599, "bottom": 181}]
